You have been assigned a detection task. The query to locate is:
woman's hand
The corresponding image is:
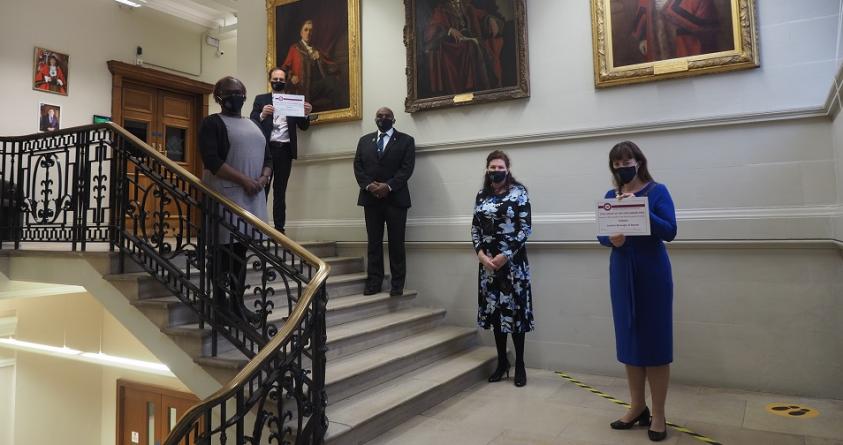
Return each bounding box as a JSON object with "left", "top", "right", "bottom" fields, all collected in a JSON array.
[
  {"left": 609, "top": 233, "right": 626, "bottom": 248},
  {"left": 490, "top": 254, "right": 508, "bottom": 270},
  {"left": 477, "top": 251, "right": 496, "bottom": 271},
  {"left": 241, "top": 177, "right": 263, "bottom": 196}
]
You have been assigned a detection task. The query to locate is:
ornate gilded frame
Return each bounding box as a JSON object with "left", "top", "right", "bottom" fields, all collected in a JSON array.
[
  {"left": 403, "top": 0, "right": 530, "bottom": 113},
  {"left": 590, "top": 0, "right": 759, "bottom": 88},
  {"left": 266, "top": 0, "right": 361, "bottom": 123}
]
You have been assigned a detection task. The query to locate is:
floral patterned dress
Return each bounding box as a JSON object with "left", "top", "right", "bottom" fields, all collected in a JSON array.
[{"left": 471, "top": 184, "right": 534, "bottom": 333}]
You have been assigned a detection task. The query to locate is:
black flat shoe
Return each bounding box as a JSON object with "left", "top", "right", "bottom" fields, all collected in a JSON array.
[
  {"left": 389, "top": 288, "right": 403, "bottom": 296},
  {"left": 362, "top": 282, "right": 382, "bottom": 295},
  {"left": 488, "top": 358, "right": 510, "bottom": 382},
  {"left": 610, "top": 406, "right": 651, "bottom": 430},
  {"left": 514, "top": 363, "right": 527, "bottom": 387},
  {"left": 648, "top": 418, "right": 667, "bottom": 441}
]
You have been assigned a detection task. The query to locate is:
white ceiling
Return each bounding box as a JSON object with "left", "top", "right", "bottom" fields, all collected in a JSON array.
[{"left": 139, "top": 0, "right": 239, "bottom": 30}]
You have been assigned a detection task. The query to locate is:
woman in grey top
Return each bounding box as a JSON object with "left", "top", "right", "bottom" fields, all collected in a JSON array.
[{"left": 198, "top": 76, "right": 272, "bottom": 323}]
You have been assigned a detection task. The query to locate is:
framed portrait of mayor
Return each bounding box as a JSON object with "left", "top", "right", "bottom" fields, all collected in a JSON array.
[
  {"left": 266, "top": 0, "right": 361, "bottom": 124},
  {"left": 403, "top": 0, "right": 530, "bottom": 113},
  {"left": 590, "top": 0, "right": 759, "bottom": 88}
]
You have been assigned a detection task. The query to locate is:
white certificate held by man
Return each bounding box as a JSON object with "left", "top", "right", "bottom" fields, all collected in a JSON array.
[
  {"left": 596, "top": 197, "right": 651, "bottom": 236},
  {"left": 275, "top": 94, "right": 306, "bottom": 117}
]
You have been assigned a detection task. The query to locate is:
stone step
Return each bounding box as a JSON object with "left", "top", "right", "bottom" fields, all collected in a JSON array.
[
  {"left": 166, "top": 306, "right": 446, "bottom": 361},
  {"left": 104, "top": 255, "right": 365, "bottom": 301},
  {"left": 324, "top": 346, "right": 498, "bottom": 445},
  {"left": 326, "top": 326, "right": 479, "bottom": 404},
  {"left": 134, "top": 287, "right": 416, "bottom": 330}
]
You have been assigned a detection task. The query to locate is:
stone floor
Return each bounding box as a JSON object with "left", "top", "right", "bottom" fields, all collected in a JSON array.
[{"left": 365, "top": 369, "right": 843, "bottom": 445}]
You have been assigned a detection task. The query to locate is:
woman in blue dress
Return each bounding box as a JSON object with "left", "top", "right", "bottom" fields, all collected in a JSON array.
[
  {"left": 597, "top": 141, "right": 677, "bottom": 442},
  {"left": 471, "top": 150, "right": 533, "bottom": 387}
]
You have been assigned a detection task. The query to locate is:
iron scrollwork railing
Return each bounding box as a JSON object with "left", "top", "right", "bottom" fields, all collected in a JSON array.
[{"left": 0, "top": 123, "right": 329, "bottom": 444}]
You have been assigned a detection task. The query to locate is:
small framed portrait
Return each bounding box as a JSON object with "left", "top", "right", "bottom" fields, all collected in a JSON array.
[
  {"left": 266, "top": 0, "right": 362, "bottom": 123},
  {"left": 404, "top": 0, "right": 530, "bottom": 112},
  {"left": 38, "top": 103, "right": 61, "bottom": 132},
  {"left": 591, "top": 0, "right": 759, "bottom": 87},
  {"left": 33, "top": 47, "right": 70, "bottom": 96}
]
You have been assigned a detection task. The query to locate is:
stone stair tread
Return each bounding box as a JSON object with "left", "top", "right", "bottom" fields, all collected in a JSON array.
[
  {"left": 325, "top": 325, "right": 476, "bottom": 385},
  {"left": 328, "top": 290, "right": 417, "bottom": 311},
  {"left": 325, "top": 346, "right": 497, "bottom": 435},
  {"left": 327, "top": 307, "right": 445, "bottom": 343}
]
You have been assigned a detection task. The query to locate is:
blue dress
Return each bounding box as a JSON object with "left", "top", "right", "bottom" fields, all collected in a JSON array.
[
  {"left": 471, "top": 184, "right": 534, "bottom": 333},
  {"left": 597, "top": 182, "right": 677, "bottom": 367}
]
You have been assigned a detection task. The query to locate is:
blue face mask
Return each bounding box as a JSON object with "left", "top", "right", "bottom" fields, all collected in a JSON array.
[{"left": 616, "top": 165, "right": 638, "bottom": 184}]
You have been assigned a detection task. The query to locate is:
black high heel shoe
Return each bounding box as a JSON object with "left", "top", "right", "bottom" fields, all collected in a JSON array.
[
  {"left": 488, "top": 358, "right": 510, "bottom": 382},
  {"left": 609, "top": 406, "right": 651, "bottom": 430},
  {"left": 648, "top": 417, "right": 667, "bottom": 442},
  {"left": 514, "top": 362, "right": 527, "bottom": 387}
]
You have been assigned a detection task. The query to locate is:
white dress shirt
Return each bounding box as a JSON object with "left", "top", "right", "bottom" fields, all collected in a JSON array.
[{"left": 376, "top": 128, "right": 394, "bottom": 153}]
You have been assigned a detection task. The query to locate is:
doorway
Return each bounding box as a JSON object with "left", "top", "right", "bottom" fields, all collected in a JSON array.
[{"left": 116, "top": 380, "right": 200, "bottom": 445}]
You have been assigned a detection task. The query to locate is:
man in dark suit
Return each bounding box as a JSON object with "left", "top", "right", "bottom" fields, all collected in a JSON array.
[
  {"left": 250, "top": 67, "right": 313, "bottom": 233},
  {"left": 40, "top": 108, "right": 59, "bottom": 132},
  {"left": 353, "top": 107, "right": 416, "bottom": 296}
]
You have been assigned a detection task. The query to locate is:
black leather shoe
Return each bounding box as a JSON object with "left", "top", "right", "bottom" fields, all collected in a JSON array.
[
  {"left": 610, "top": 406, "right": 651, "bottom": 430},
  {"left": 488, "top": 358, "right": 510, "bottom": 382},
  {"left": 648, "top": 418, "right": 667, "bottom": 441},
  {"left": 514, "top": 362, "right": 527, "bottom": 387},
  {"left": 389, "top": 288, "right": 403, "bottom": 296},
  {"left": 363, "top": 285, "right": 381, "bottom": 296}
]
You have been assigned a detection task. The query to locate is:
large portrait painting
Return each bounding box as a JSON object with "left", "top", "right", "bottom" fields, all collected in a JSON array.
[
  {"left": 591, "top": 0, "right": 759, "bottom": 87},
  {"left": 33, "top": 47, "right": 69, "bottom": 96},
  {"left": 266, "top": 0, "right": 361, "bottom": 123},
  {"left": 404, "top": 0, "right": 530, "bottom": 113}
]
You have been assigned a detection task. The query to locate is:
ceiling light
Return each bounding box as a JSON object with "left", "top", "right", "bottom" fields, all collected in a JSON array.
[
  {"left": 81, "top": 352, "right": 170, "bottom": 373},
  {"left": 0, "top": 337, "right": 80, "bottom": 355},
  {"left": 114, "top": 0, "right": 142, "bottom": 7}
]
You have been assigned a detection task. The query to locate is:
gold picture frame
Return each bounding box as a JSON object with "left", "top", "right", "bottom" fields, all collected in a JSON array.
[
  {"left": 266, "top": 0, "right": 361, "bottom": 123},
  {"left": 591, "top": 0, "right": 759, "bottom": 88},
  {"left": 403, "top": 0, "right": 530, "bottom": 113}
]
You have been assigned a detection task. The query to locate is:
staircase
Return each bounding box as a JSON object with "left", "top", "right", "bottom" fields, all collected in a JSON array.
[
  {"left": 105, "top": 241, "right": 496, "bottom": 444},
  {"left": 0, "top": 123, "right": 495, "bottom": 444}
]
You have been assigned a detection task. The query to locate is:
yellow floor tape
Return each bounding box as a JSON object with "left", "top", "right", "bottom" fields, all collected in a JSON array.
[{"left": 556, "top": 372, "right": 723, "bottom": 445}]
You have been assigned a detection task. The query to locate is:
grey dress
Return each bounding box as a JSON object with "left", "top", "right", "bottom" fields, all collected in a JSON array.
[{"left": 202, "top": 114, "right": 269, "bottom": 242}]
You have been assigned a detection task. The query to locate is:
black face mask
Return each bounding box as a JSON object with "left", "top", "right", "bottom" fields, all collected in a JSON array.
[
  {"left": 487, "top": 170, "right": 507, "bottom": 184},
  {"left": 271, "top": 81, "right": 286, "bottom": 92},
  {"left": 376, "top": 118, "right": 394, "bottom": 132},
  {"left": 219, "top": 94, "right": 246, "bottom": 114},
  {"left": 616, "top": 166, "right": 638, "bottom": 184}
]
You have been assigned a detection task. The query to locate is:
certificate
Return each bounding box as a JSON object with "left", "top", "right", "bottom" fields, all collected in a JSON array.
[
  {"left": 596, "top": 197, "right": 651, "bottom": 236},
  {"left": 275, "top": 94, "right": 305, "bottom": 117}
]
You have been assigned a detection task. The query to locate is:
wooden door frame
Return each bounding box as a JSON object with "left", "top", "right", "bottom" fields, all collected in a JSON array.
[
  {"left": 108, "top": 60, "right": 213, "bottom": 174},
  {"left": 116, "top": 379, "right": 199, "bottom": 445}
]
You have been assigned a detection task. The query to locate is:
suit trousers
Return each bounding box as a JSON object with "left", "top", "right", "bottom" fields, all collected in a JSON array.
[
  {"left": 267, "top": 142, "right": 293, "bottom": 232},
  {"left": 364, "top": 203, "right": 408, "bottom": 290}
]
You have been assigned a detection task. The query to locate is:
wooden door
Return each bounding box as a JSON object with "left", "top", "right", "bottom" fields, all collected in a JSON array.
[
  {"left": 117, "top": 380, "right": 200, "bottom": 445},
  {"left": 120, "top": 84, "right": 201, "bottom": 237}
]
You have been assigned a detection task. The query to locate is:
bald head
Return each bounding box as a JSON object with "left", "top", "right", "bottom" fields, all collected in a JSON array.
[{"left": 375, "top": 107, "right": 395, "bottom": 132}]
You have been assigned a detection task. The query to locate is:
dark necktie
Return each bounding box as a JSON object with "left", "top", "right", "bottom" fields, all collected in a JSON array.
[{"left": 377, "top": 133, "right": 387, "bottom": 157}]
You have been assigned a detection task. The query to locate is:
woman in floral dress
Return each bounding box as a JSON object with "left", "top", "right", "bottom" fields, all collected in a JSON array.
[{"left": 471, "top": 150, "right": 533, "bottom": 387}]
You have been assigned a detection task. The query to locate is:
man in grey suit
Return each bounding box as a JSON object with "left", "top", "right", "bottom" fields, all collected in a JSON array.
[{"left": 353, "top": 107, "right": 416, "bottom": 296}]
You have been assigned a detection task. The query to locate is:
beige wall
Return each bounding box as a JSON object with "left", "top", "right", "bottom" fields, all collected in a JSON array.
[
  {"left": 0, "top": 0, "right": 237, "bottom": 136},
  {"left": 0, "top": 293, "right": 189, "bottom": 445},
  {"left": 0, "top": 362, "right": 14, "bottom": 445}
]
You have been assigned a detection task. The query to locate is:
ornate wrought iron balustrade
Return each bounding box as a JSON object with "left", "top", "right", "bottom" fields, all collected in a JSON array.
[{"left": 0, "top": 123, "right": 329, "bottom": 444}]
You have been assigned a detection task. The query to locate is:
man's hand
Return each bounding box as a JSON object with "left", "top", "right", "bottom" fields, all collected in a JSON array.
[
  {"left": 260, "top": 105, "right": 274, "bottom": 120},
  {"left": 367, "top": 182, "right": 389, "bottom": 199},
  {"left": 448, "top": 28, "right": 465, "bottom": 40},
  {"left": 311, "top": 50, "right": 320, "bottom": 60},
  {"left": 291, "top": 75, "right": 300, "bottom": 85},
  {"left": 638, "top": 40, "right": 648, "bottom": 56},
  {"left": 304, "top": 102, "right": 313, "bottom": 116}
]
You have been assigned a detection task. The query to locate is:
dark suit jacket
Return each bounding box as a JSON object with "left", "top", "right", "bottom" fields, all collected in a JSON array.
[
  {"left": 353, "top": 130, "right": 416, "bottom": 208},
  {"left": 250, "top": 92, "right": 310, "bottom": 159}
]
